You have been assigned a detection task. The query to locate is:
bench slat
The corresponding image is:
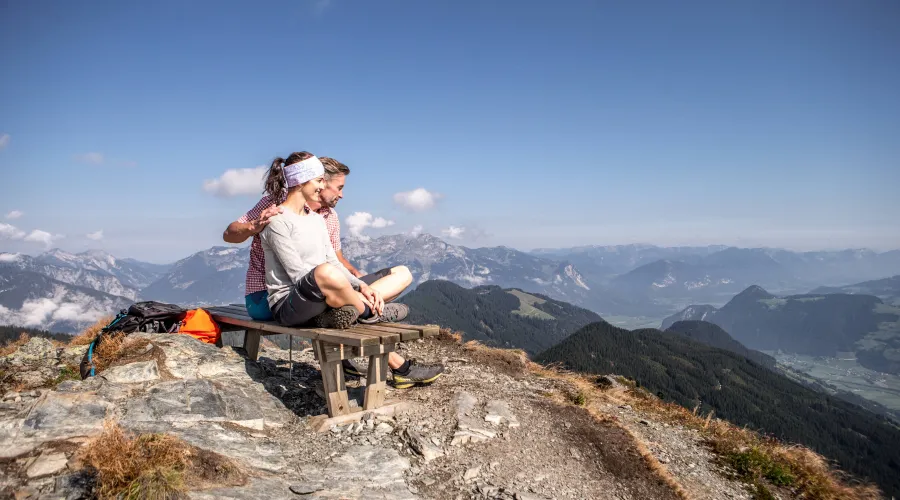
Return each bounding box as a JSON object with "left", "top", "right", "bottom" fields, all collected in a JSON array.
[
  {"left": 383, "top": 323, "right": 441, "bottom": 337},
  {"left": 351, "top": 324, "right": 424, "bottom": 342},
  {"left": 207, "top": 312, "right": 376, "bottom": 347}
]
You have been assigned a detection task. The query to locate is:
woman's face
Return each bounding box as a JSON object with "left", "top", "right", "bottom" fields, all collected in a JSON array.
[{"left": 300, "top": 176, "right": 325, "bottom": 203}]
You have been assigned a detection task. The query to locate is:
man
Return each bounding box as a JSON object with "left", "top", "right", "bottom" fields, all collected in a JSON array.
[{"left": 223, "top": 156, "right": 442, "bottom": 388}]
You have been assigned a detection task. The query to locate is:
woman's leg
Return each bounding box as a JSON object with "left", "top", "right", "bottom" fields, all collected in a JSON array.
[
  {"left": 367, "top": 266, "right": 414, "bottom": 302},
  {"left": 314, "top": 263, "right": 367, "bottom": 313}
]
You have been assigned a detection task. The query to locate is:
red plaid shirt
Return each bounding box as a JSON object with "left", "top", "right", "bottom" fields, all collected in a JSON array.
[{"left": 239, "top": 195, "right": 342, "bottom": 295}]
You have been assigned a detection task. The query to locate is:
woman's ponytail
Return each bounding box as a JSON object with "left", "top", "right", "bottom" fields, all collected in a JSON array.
[
  {"left": 263, "top": 151, "right": 314, "bottom": 198},
  {"left": 264, "top": 157, "right": 286, "bottom": 198}
]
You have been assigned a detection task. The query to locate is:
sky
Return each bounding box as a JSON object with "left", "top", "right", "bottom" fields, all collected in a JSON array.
[{"left": 1, "top": 0, "right": 898, "bottom": 263}]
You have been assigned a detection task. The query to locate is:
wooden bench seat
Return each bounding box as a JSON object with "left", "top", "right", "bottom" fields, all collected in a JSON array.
[{"left": 205, "top": 305, "right": 439, "bottom": 417}]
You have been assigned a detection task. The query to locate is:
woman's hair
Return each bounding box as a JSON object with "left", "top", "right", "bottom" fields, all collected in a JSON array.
[{"left": 264, "top": 151, "right": 314, "bottom": 198}]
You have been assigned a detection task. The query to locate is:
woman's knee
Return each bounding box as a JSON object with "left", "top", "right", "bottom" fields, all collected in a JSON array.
[
  {"left": 392, "top": 265, "right": 413, "bottom": 287},
  {"left": 314, "top": 263, "right": 345, "bottom": 287}
]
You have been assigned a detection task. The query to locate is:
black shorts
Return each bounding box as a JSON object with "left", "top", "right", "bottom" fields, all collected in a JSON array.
[
  {"left": 272, "top": 269, "right": 328, "bottom": 326},
  {"left": 359, "top": 267, "right": 392, "bottom": 285}
]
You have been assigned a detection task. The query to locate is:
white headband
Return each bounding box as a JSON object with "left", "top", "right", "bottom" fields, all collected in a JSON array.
[{"left": 284, "top": 156, "right": 325, "bottom": 188}]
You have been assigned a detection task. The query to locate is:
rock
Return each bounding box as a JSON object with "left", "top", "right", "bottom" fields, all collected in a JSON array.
[
  {"left": 0, "top": 392, "right": 113, "bottom": 459},
  {"left": 639, "top": 420, "right": 650, "bottom": 426},
  {"left": 407, "top": 429, "right": 444, "bottom": 462},
  {"left": 190, "top": 477, "right": 296, "bottom": 499},
  {"left": 26, "top": 452, "right": 68, "bottom": 478},
  {"left": 100, "top": 360, "right": 160, "bottom": 384},
  {"left": 126, "top": 421, "right": 287, "bottom": 473},
  {"left": 484, "top": 400, "right": 519, "bottom": 428},
  {"left": 421, "top": 476, "right": 436, "bottom": 486},
  {"left": 375, "top": 422, "right": 394, "bottom": 435},
  {"left": 455, "top": 391, "right": 478, "bottom": 418},
  {"left": 289, "top": 482, "right": 325, "bottom": 495},
  {"left": 298, "top": 445, "right": 414, "bottom": 499},
  {"left": 570, "top": 448, "right": 582, "bottom": 460},
  {"left": 54, "top": 471, "right": 95, "bottom": 500},
  {"left": 464, "top": 465, "right": 481, "bottom": 481},
  {"left": 4, "top": 338, "right": 57, "bottom": 367}
]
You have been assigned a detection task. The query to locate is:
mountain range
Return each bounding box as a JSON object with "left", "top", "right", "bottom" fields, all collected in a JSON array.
[
  {"left": 535, "top": 319, "right": 900, "bottom": 496},
  {"left": 811, "top": 275, "right": 900, "bottom": 306},
  {"left": 3, "top": 235, "right": 900, "bottom": 332},
  {"left": 662, "top": 285, "right": 900, "bottom": 374}
]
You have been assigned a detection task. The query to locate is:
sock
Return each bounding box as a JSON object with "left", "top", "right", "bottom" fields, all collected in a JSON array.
[
  {"left": 392, "top": 360, "right": 411, "bottom": 376},
  {"left": 360, "top": 304, "right": 373, "bottom": 319}
]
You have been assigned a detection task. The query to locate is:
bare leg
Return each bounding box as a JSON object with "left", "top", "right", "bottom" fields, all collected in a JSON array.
[
  {"left": 367, "top": 266, "right": 414, "bottom": 303},
  {"left": 314, "top": 263, "right": 366, "bottom": 314},
  {"left": 388, "top": 352, "right": 405, "bottom": 370}
]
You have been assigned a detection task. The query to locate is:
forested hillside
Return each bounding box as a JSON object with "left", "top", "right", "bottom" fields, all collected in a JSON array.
[
  {"left": 665, "top": 320, "right": 776, "bottom": 369},
  {"left": 400, "top": 280, "right": 602, "bottom": 353},
  {"left": 537, "top": 320, "right": 900, "bottom": 496}
]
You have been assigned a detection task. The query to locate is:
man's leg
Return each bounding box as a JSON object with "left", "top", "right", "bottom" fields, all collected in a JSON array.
[{"left": 365, "top": 266, "right": 413, "bottom": 303}]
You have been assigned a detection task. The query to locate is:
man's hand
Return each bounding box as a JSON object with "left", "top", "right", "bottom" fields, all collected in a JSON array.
[
  {"left": 249, "top": 205, "right": 283, "bottom": 234},
  {"left": 359, "top": 284, "right": 384, "bottom": 316}
]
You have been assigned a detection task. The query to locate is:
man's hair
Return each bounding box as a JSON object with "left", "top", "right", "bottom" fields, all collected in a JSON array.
[{"left": 319, "top": 157, "right": 350, "bottom": 179}]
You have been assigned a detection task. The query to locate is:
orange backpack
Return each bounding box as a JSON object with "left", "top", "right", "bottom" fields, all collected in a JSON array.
[{"left": 178, "top": 308, "right": 221, "bottom": 344}]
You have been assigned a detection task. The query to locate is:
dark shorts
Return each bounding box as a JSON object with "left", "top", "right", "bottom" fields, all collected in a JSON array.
[
  {"left": 359, "top": 267, "right": 392, "bottom": 285},
  {"left": 272, "top": 269, "right": 329, "bottom": 326}
]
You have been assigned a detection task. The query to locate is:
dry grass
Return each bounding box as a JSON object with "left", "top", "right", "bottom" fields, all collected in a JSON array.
[
  {"left": 437, "top": 327, "right": 463, "bottom": 343},
  {"left": 0, "top": 333, "right": 31, "bottom": 357},
  {"left": 457, "top": 339, "right": 881, "bottom": 500},
  {"left": 90, "top": 332, "right": 151, "bottom": 374},
  {"left": 80, "top": 421, "right": 245, "bottom": 500},
  {"left": 69, "top": 316, "right": 113, "bottom": 346}
]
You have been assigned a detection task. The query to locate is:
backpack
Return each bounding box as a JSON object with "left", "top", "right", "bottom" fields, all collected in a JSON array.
[
  {"left": 178, "top": 308, "right": 221, "bottom": 345},
  {"left": 80, "top": 301, "right": 187, "bottom": 379}
]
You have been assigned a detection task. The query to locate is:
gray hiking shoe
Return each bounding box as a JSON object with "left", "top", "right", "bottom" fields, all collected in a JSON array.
[
  {"left": 391, "top": 361, "right": 445, "bottom": 389},
  {"left": 312, "top": 305, "right": 359, "bottom": 329},
  {"left": 359, "top": 303, "right": 410, "bottom": 324}
]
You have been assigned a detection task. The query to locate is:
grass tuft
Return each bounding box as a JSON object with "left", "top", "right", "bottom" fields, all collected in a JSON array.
[
  {"left": 80, "top": 421, "right": 245, "bottom": 499},
  {"left": 69, "top": 316, "right": 113, "bottom": 346},
  {"left": 0, "top": 333, "right": 31, "bottom": 357},
  {"left": 90, "top": 332, "right": 151, "bottom": 374}
]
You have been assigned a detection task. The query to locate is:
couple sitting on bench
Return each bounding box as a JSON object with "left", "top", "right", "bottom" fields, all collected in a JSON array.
[{"left": 223, "top": 151, "right": 444, "bottom": 389}]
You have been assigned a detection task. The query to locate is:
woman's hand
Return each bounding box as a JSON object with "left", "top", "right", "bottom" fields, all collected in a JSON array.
[{"left": 359, "top": 284, "right": 385, "bottom": 316}]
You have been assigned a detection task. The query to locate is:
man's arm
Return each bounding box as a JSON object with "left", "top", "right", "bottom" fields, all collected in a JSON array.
[
  {"left": 335, "top": 250, "right": 363, "bottom": 278},
  {"left": 222, "top": 199, "right": 282, "bottom": 244}
]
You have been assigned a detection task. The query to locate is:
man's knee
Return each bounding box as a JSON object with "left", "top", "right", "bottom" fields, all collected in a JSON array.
[{"left": 390, "top": 265, "right": 413, "bottom": 287}]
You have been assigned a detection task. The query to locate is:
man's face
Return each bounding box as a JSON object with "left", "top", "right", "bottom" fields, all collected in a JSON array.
[{"left": 319, "top": 174, "right": 346, "bottom": 208}]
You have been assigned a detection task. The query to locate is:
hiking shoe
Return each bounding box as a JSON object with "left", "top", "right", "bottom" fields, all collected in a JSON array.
[
  {"left": 342, "top": 358, "right": 366, "bottom": 378},
  {"left": 359, "top": 303, "right": 410, "bottom": 324},
  {"left": 392, "top": 362, "right": 445, "bottom": 389},
  {"left": 313, "top": 305, "right": 359, "bottom": 329}
]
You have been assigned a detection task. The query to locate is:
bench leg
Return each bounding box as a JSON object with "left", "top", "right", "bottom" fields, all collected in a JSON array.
[
  {"left": 313, "top": 340, "right": 351, "bottom": 417},
  {"left": 364, "top": 353, "right": 390, "bottom": 411},
  {"left": 244, "top": 329, "right": 262, "bottom": 361}
]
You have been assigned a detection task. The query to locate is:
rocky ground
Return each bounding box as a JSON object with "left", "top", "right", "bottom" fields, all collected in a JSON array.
[{"left": 0, "top": 332, "right": 752, "bottom": 499}]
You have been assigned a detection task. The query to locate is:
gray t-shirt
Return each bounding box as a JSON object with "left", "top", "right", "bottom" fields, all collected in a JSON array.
[{"left": 259, "top": 208, "right": 364, "bottom": 309}]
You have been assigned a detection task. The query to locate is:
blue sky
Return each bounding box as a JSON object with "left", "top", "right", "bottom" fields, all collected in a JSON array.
[{"left": 1, "top": 0, "right": 898, "bottom": 263}]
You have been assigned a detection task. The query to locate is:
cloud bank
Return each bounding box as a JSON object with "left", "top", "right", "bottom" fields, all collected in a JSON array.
[
  {"left": 345, "top": 212, "right": 395, "bottom": 239},
  {"left": 203, "top": 166, "right": 267, "bottom": 197},
  {"left": 393, "top": 188, "right": 442, "bottom": 211}
]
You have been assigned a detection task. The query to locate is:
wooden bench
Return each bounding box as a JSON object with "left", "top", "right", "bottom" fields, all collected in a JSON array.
[{"left": 205, "top": 305, "right": 439, "bottom": 417}]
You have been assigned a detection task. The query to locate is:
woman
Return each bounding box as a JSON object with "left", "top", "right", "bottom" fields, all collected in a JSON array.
[{"left": 259, "top": 152, "right": 407, "bottom": 329}]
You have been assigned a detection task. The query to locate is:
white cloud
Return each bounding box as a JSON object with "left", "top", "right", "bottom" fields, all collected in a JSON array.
[
  {"left": 203, "top": 166, "right": 267, "bottom": 197},
  {"left": 0, "top": 253, "right": 22, "bottom": 262},
  {"left": 345, "top": 211, "right": 395, "bottom": 239},
  {"left": 86, "top": 230, "right": 104, "bottom": 241},
  {"left": 314, "top": 0, "right": 333, "bottom": 14},
  {"left": 409, "top": 225, "right": 424, "bottom": 237},
  {"left": 393, "top": 188, "right": 443, "bottom": 212},
  {"left": 0, "top": 222, "right": 26, "bottom": 240},
  {"left": 24, "top": 229, "right": 63, "bottom": 247},
  {"left": 5, "top": 210, "right": 23, "bottom": 220},
  {"left": 0, "top": 134, "right": 9, "bottom": 150},
  {"left": 0, "top": 298, "right": 107, "bottom": 327},
  {"left": 441, "top": 225, "right": 466, "bottom": 239},
  {"left": 74, "top": 152, "right": 105, "bottom": 165}
]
